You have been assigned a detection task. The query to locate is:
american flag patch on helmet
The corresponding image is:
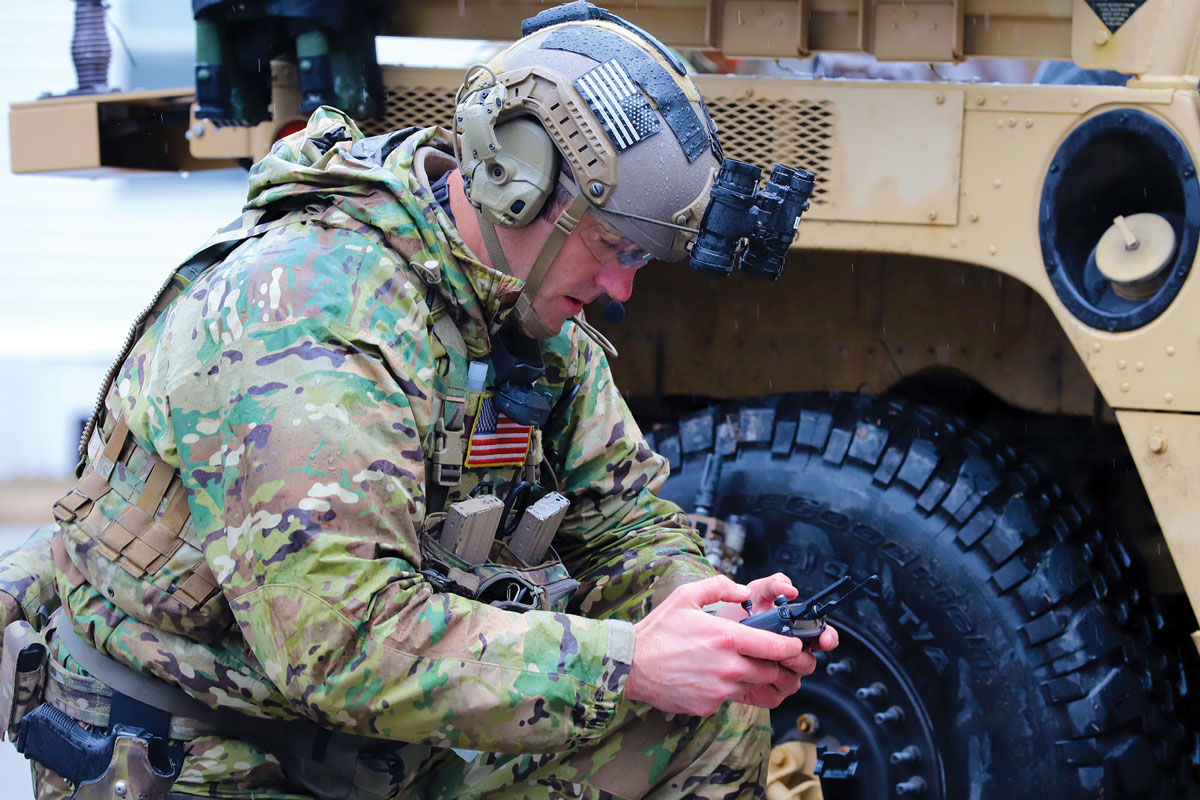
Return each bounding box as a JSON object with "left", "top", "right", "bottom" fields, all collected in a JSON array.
[{"left": 575, "top": 59, "right": 661, "bottom": 152}]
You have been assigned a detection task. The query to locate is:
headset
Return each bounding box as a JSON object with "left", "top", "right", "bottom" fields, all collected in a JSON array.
[{"left": 454, "top": 64, "right": 561, "bottom": 230}]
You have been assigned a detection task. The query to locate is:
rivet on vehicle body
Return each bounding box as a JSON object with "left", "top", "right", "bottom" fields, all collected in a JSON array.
[
  {"left": 1000, "top": 94, "right": 1010, "bottom": 104},
  {"left": 1165, "top": 392, "right": 1174, "bottom": 403},
  {"left": 1166, "top": 345, "right": 1176, "bottom": 356},
  {"left": 927, "top": 210, "right": 937, "bottom": 220},
  {"left": 974, "top": 94, "right": 985, "bottom": 105},
  {"left": 1120, "top": 382, "right": 1130, "bottom": 392},
  {"left": 993, "top": 178, "right": 1002, "bottom": 188},
  {"left": 1094, "top": 30, "right": 1110, "bottom": 46},
  {"left": 1092, "top": 342, "right": 1102, "bottom": 353},
  {"left": 996, "top": 119, "right": 1006, "bottom": 129},
  {"left": 935, "top": 94, "right": 945, "bottom": 104},
  {"left": 1008, "top": 117, "right": 1017, "bottom": 127},
  {"left": 1118, "top": 360, "right": 1127, "bottom": 370},
  {"left": 988, "top": 244, "right": 998, "bottom": 255},
  {"left": 1149, "top": 435, "right": 1167, "bottom": 453},
  {"left": 968, "top": 211, "right": 979, "bottom": 222},
  {"left": 950, "top": 238, "right": 960, "bottom": 248},
  {"left": 1072, "top": 96, "right": 1081, "bottom": 106},
  {"left": 1025, "top": 118, "right": 1034, "bottom": 128},
  {"left": 1136, "top": 361, "right": 1145, "bottom": 371}
]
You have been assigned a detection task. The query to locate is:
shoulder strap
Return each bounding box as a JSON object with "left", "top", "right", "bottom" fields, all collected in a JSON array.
[{"left": 425, "top": 293, "right": 477, "bottom": 514}]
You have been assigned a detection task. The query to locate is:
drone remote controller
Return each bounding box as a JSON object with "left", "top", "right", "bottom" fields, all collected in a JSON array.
[{"left": 739, "top": 574, "right": 881, "bottom": 648}]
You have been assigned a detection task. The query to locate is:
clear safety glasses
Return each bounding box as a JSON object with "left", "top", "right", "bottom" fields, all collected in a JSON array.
[{"left": 578, "top": 214, "right": 655, "bottom": 270}]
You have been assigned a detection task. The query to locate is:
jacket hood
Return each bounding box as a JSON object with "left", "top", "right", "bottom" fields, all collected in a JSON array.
[{"left": 244, "top": 107, "right": 525, "bottom": 338}]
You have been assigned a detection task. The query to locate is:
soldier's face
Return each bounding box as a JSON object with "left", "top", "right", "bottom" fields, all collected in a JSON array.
[{"left": 528, "top": 212, "right": 646, "bottom": 333}]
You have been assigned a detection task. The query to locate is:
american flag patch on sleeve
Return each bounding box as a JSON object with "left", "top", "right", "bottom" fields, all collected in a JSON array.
[
  {"left": 575, "top": 59, "right": 661, "bottom": 152},
  {"left": 465, "top": 394, "right": 533, "bottom": 468}
]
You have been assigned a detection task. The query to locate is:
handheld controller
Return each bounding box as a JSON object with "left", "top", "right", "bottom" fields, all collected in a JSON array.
[{"left": 739, "top": 574, "right": 881, "bottom": 647}]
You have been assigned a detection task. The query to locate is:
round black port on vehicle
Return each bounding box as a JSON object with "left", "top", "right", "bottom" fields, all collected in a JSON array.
[{"left": 1039, "top": 108, "right": 1199, "bottom": 332}]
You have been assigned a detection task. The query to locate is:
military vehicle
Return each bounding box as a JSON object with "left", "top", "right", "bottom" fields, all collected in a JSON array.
[{"left": 10, "top": 1, "right": 1200, "bottom": 798}]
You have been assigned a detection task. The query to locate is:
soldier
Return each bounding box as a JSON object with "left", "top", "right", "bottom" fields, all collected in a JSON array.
[{"left": 0, "top": 3, "right": 836, "bottom": 798}]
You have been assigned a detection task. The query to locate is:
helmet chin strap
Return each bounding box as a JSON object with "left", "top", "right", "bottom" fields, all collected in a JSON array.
[{"left": 474, "top": 192, "right": 590, "bottom": 339}]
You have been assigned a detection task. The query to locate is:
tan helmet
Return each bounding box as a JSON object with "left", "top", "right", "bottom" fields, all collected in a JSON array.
[{"left": 457, "top": 1, "right": 723, "bottom": 264}]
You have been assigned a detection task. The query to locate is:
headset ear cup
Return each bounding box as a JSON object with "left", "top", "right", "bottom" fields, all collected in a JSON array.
[{"left": 467, "top": 117, "right": 560, "bottom": 228}]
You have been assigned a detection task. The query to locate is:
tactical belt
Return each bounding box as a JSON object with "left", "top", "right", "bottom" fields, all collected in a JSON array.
[
  {"left": 51, "top": 622, "right": 222, "bottom": 740},
  {"left": 52, "top": 619, "right": 395, "bottom": 800}
]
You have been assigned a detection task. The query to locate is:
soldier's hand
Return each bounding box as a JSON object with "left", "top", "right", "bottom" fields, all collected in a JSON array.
[
  {"left": 624, "top": 575, "right": 813, "bottom": 716},
  {"left": 709, "top": 571, "right": 798, "bottom": 621},
  {"left": 707, "top": 572, "right": 839, "bottom": 708}
]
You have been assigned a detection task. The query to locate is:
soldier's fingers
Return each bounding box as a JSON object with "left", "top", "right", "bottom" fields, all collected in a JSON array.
[
  {"left": 736, "top": 683, "right": 789, "bottom": 710},
  {"left": 747, "top": 573, "right": 797, "bottom": 612},
  {"left": 762, "top": 573, "right": 797, "bottom": 599},
  {"left": 770, "top": 661, "right": 808, "bottom": 697},
  {"left": 728, "top": 655, "right": 782, "bottom": 688},
  {"left": 816, "top": 625, "right": 840, "bottom": 652},
  {"left": 779, "top": 651, "right": 818, "bottom": 676},
  {"left": 723, "top": 621, "right": 806, "bottom": 662},
  {"left": 678, "top": 575, "right": 749, "bottom": 609}
]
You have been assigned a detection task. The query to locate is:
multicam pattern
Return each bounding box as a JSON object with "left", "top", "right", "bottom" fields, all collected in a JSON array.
[{"left": 2, "top": 109, "right": 766, "bottom": 798}]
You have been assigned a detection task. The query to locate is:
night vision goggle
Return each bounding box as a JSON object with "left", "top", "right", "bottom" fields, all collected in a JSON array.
[
  {"left": 596, "top": 156, "right": 816, "bottom": 281},
  {"left": 689, "top": 159, "right": 816, "bottom": 281}
]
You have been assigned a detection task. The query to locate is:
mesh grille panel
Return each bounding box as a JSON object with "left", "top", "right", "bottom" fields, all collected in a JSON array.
[
  {"left": 359, "top": 87, "right": 459, "bottom": 138},
  {"left": 705, "top": 97, "right": 834, "bottom": 205},
  {"left": 359, "top": 80, "right": 835, "bottom": 206}
]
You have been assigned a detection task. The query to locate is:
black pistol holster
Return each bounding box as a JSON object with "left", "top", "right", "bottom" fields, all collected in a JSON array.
[
  {"left": 17, "top": 689, "right": 182, "bottom": 800},
  {"left": 0, "top": 617, "right": 182, "bottom": 800}
]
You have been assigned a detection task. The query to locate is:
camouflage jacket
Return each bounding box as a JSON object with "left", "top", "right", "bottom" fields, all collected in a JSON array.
[{"left": 0, "top": 110, "right": 714, "bottom": 793}]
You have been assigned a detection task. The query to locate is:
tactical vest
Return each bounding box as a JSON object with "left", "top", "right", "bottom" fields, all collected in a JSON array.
[
  {"left": 24, "top": 204, "right": 574, "bottom": 799},
  {"left": 417, "top": 291, "right": 578, "bottom": 615}
]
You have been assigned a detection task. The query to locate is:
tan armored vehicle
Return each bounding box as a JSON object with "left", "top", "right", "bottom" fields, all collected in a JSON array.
[{"left": 11, "top": 1, "right": 1200, "bottom": 797}]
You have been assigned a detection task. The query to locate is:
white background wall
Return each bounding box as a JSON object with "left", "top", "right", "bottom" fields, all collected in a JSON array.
[
  {"left": 0, "top": 6, "right": 246, "bottom": 792},
  {"left": 0, "top": 4, "right": 249, "bottom": 485}
]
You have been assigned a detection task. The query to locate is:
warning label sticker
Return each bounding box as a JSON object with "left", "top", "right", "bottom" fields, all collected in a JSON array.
[{"left": 1084, "top": 0, "right": 1149, "bottom": 33}]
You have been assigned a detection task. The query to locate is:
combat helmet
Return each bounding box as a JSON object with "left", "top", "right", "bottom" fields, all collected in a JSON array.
[{"left": 454, "top": 1, "right": 723, "bottom": 336}]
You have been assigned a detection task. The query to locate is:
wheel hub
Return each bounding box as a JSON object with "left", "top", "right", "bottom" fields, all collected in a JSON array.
[{"left": 770, "top": 618, "right": 944, "bottom": 799}]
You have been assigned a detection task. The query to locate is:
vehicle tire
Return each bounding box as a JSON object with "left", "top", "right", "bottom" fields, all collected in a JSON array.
[{"left": 648, "top": 392, "right": 1198, "bottom": 800}]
